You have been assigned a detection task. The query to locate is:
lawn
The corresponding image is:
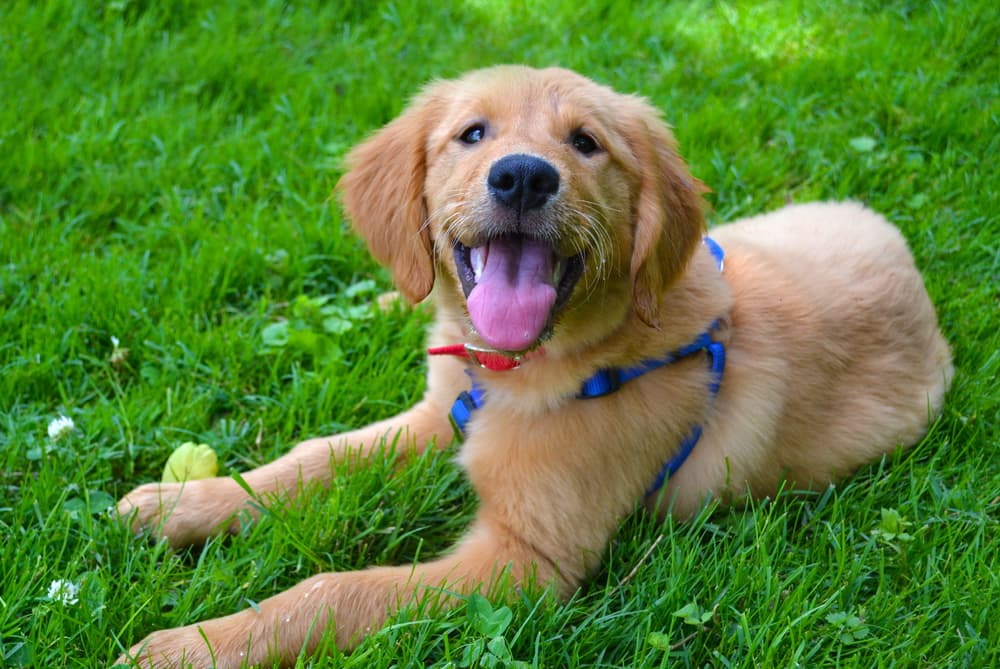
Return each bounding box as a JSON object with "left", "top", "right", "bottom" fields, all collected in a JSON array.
[{"left": 1, "top": 0, "right": 997, "bottom": 667}]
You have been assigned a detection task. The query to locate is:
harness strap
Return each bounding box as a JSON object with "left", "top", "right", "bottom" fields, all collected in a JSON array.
[{"left": 644, "top": 335, "right": 725, "bottom": 497}]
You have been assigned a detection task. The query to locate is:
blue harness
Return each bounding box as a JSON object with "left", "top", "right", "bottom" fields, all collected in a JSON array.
[{"left": 449, "top": 237, "right": 726, "bottom": 497}]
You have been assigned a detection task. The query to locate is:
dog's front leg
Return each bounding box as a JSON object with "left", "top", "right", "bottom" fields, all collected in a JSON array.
[
  {"left": 116, "top": 398, "right": 454, "bottom": 547},
  {"left": 117, "top": 519, "right": 559, "bottom": 668}
]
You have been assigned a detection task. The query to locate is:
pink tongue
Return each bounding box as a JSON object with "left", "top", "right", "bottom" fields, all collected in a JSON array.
[{"left": 467, "top": 237, "right": 556, "bottom": 351}]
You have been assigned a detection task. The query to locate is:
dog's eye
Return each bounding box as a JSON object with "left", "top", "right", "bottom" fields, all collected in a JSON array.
[
  {"left": 459, "top": 124, "right": 486, "bottom": 145},
  {"left": 570, "top": 130, "right": 600, "bottom": 156},
  {"left": 571, "top": 132, "right": 599, "bottom": 155}
]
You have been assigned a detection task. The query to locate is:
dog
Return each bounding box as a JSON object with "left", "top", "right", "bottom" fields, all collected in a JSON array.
[{"left": 116, "top": 65, "right": 953, "bottom": 667}]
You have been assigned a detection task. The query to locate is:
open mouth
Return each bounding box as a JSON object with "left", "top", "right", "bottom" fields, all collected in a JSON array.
[{"left": 453, "top": 235, "right": 585, "bottom": 352}]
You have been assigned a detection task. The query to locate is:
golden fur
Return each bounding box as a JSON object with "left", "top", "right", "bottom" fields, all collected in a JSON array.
[{"left": 116, "top": 66, "right": 953, "bottom": 667}]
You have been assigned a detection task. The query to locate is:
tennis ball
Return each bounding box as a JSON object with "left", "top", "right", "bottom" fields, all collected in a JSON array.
[{"left": 162, "top": 442, "right": 218, "bottom": 483}]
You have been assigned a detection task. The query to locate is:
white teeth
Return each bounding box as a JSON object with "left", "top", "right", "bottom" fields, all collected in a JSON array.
[
  {"left": 471, "top": 246, "right": 486, "bottom": 282},
  {"left": 552, "top": 258, "right": 565, "bottom": 285}
]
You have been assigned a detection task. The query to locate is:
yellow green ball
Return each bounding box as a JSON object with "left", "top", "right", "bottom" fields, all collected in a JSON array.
[{"left": 162, "top": 442, "right": 218, "bottom": 483}]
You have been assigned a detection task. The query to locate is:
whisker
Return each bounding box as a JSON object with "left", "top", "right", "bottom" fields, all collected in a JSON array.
[
  {"left": 563, "top": 203, "right": 617, "bottom": 298},
  {"left": 577, "top": 198, "right": 626, "bottom": 219}
]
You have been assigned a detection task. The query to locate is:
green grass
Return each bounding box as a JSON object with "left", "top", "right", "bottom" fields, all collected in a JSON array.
[{"left": 1, "top": 0, "right": 997, "bottom": 666}]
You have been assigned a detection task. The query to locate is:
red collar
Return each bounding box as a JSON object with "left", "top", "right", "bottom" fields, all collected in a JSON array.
[{"left": 427, "top": 343, "right": 542, "bottom": 371}]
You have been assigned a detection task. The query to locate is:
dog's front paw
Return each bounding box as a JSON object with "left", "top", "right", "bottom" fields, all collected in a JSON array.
[
  {"left": 116, "top": 624, "right": 219, "bottom": 669},
  {"left": 116, "top": 478, "right": 247, "bottom": 547}
]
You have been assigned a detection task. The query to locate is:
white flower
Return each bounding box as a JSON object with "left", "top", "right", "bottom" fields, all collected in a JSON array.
[
  {"left": 46, "top": 579, "right": 79, "bottom": 605},
  {"left": 47, "top": 415, "right": 75, "bottom": 441},
  {"left": 109, "top": 335, "right": 129, "bottom": 367}
]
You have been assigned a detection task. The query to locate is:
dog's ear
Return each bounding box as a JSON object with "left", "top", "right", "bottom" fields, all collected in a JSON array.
[
  {"left": 337, "top": 89, "right": 446, "bottom": 304},
  {"left": 622, "top": 97, "right": 708, "bottom": 327}
]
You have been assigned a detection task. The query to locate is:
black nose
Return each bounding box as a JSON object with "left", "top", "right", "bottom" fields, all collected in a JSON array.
[{"left": 487, "top": 154, "right": 560, "bottom": 211}]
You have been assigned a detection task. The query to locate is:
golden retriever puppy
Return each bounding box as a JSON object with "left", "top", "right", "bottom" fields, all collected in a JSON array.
[{"left": 116, "top": 65, "right": 953, "bottom": 667}]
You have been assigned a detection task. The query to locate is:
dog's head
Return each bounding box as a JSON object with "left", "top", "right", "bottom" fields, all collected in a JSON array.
[{"left": 339, "top": 66, "right": 706, "bottom": 354}]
